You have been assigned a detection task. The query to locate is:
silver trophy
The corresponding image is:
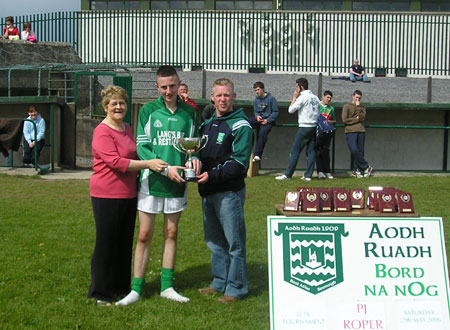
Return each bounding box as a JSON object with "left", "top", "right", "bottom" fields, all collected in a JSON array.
[{"left": 172, "top": 136, "right": 208, "bottom": 181}]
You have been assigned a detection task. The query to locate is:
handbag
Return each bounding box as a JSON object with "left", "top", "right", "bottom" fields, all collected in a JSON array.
[{"left": 316, "top": 113, "right": 336, "bottom": 136}]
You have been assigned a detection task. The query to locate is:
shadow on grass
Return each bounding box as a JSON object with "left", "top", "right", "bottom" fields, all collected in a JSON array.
[{"left": 142, "top": 262, "right": 268, "bottom": 298}]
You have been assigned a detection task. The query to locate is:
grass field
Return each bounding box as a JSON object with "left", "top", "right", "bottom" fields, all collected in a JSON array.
[{"left": 0, "top": 173, "right": 449, "bottom": 329}]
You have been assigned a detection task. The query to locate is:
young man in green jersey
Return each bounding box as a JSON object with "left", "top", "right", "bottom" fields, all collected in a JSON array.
[{"left": 117, "top": 66, "right": 199, "bottom": 305}]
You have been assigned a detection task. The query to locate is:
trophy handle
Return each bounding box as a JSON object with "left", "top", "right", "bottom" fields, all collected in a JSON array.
[
  {"left": 195, "top": 135, "right": 208, "bottom": 153},
  {"left": 172, "top": 137, "right": 184, "bottom": 154}
]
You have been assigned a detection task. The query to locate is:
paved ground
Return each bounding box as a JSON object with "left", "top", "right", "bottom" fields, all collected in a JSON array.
[
  {"left": 107, "top": 69, "right": 450, "bottom": 104},
  {"left": 1, "top": 166, "right": 448, "bottom": 180},
  {"left": 0, "top": 167, "right": 93, "bottom": 180},
  {"left": 178, "top": 71, "right": 449, "bottom": 104}
]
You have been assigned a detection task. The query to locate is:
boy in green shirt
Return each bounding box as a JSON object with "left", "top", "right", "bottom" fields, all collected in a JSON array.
[{"left": 117, "top": 65, "right": 199, "bottom": 305}]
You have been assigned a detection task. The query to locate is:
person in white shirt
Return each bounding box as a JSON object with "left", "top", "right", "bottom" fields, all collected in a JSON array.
[
  {"left": 21, "top": 22, "right": 36, "bottom": 42},
  {"left": 275, "top": 78, "right": 320, "bottom": 181},
  {"left": 23, "top": 106, "right": 45, "bottom": 167}
]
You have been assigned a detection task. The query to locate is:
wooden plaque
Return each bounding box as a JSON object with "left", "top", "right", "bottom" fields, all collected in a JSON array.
[
  {"left": 333, "top": 190, "right": 351, "bottom": 212},
  {"left": 302, "top": 191, "right": 320, "bottom": 212},
  {"left": 283, "top": 191, "right": 301, "bottom": 212},
  {"left": 350, "top": 188, "right": 365, "bottom": 209},
  {"left": 396, "top": 191, "right": 415, "bottom": 213}
]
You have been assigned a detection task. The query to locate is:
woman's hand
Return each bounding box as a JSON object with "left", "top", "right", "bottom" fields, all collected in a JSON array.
[
  {"left": 147, "top": 159, "right": 168, "bottom": 173},
  {"left": 167, "top": 165, "right": 186, "bottom": 183}
]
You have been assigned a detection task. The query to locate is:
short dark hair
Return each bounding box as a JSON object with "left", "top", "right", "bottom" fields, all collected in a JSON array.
[
  {"left": 23, "top": 22, "right": 31, "bottom": 29},
  {"left": 323, "top": 90, "right": 333, "bottom": 97},
  {"left": 253, "top": 81, "right": 264, "bottom": 89},
  {"left": 28, "top": 106, "right": 37, "bottom": 113},
  {"left": 156, "top": 65, "right": 179, "bottom": 79},
  {"left": 179, "top": 83, "right": 188, "bottom": 89},
  {"left": 353, "top": 90, "right": 362, "bottom": 96},
  {"left": 296, "top": 78, "right": 308, "bottom": 90},
  {"left": 5, "top": 16, "right": 14, "bottom": 24}
]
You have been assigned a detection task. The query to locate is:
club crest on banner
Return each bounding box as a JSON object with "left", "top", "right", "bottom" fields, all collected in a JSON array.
[{"left": 275, "top": 222, "right": 348, "bottom": 295}]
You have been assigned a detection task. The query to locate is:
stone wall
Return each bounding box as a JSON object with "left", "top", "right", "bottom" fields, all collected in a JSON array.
[{"left": 0, "top": 40, "right": 82, "bottom": 67}]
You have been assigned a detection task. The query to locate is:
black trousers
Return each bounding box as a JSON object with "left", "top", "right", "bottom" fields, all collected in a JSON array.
[
  {"left": 88, "top": 197, "right": 137, "bottom": 302},
  {"left": 23, "top": 138, "right": 45, "bottom": 165},
  {"left": 315, "top": 132, "right": 334, "bottom": 173}
]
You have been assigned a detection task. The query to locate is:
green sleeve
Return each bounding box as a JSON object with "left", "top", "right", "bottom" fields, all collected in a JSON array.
[
  {"left": 136, "top": 105, "right": 158, "bottom": 160},
  {"left": 231, "top": 124, "right": 253, "bottom": 168}
]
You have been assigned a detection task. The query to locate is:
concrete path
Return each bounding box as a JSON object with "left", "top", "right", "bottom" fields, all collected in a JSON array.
[
  {"left": 178, "top": 71, "right": 448, "bottom": 104},
  {"left": 0, "top": 167, "right": 92, "bottom": 180},
  {"left": 1, "top": 166, "right": 448, "bottom": 180}
]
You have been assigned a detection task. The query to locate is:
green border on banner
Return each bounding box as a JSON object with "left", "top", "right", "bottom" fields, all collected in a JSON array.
[{"left": 267, "top": 216, "right": 450, "bottom": 330}]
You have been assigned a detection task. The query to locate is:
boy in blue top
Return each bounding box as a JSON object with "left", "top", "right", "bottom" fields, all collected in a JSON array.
[
  {"left": 23, "top": 106, "right": 45, "bottom": 167},
  {"left": 248, "top": 81, "right": 278, "bottom": 162}
]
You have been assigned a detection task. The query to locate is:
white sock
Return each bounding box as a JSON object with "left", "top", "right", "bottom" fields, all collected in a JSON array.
[
  {"left": 160, "top": 287, "right": 190, "bottom": 303},
  {"left": 115, "top": 290, "right": 141, "bottom": 306}
]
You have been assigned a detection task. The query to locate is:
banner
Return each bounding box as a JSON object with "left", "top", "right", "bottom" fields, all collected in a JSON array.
[{"left": 267, "top": 216, "right": 450, "bottom": 330}]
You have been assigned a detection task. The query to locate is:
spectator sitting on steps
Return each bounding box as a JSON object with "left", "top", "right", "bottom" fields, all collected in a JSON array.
[
  {"left": 23, "top": 106, "right": 45, "bottom": 167},
  {"left": 349, "top": 59, "right": 370, "bottom": 83}
]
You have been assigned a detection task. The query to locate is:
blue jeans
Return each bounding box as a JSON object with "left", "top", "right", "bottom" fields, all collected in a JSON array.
[
  {"left": 285, "top": 126, "right": 316, "bottom": 178},
  {"left": 346, "top": 132, "right": 369, "bottom": 171},
  {"left": 350, "top": 73, "right": 368, "bottom": 81},
  {"left": 202, "top": 188, "right": 248, "bottom": 298},
  {"left": 248, "top": 117, "right": 273, "bottom": 158}
]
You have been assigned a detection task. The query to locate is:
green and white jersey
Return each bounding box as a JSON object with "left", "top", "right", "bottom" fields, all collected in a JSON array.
[{"left": 137, "top": 96, "right": 198, "bottom": 198}]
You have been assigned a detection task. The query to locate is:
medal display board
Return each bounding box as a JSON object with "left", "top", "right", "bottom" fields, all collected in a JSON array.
[{"left": 281, "top": 187, "right": 417, "bottom": 217}]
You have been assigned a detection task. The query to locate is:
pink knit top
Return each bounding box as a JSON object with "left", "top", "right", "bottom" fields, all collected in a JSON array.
[{"left": 90, "top": 123, "right": 138, "bottom": 199}]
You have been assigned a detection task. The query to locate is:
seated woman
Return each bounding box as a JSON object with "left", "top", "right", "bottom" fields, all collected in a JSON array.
[
  {"left": 87, "top": 85, "right": 168, "bottom": 306},
  {"left": 21, "top": 22, "right": 36, "bottom": 42},
  {"left": 3, "top": 16, "right": 19, "bottom": 40}
]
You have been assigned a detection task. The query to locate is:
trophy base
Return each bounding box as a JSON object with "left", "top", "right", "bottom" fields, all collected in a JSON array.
[{"left": 184, "top": 169, "right": 198, "bottom": 182}]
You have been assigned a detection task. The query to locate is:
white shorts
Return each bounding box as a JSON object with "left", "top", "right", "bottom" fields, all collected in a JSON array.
[{"left": 137, "top": 191, "right": 187, "bottom": 214}]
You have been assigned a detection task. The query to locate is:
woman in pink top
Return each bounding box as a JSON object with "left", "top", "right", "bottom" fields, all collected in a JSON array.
[{"left": 88, "top": 85, "right": 167, "bottom": 305}]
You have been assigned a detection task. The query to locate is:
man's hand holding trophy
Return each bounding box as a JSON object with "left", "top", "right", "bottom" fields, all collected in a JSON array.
[{"left": 172, "top": 136, "right": 208, "bottom": 181}]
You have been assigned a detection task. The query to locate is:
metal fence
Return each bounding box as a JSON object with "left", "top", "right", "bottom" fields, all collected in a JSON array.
[{"left": 2, "top": 11, "right": 450, "bottom": 77}]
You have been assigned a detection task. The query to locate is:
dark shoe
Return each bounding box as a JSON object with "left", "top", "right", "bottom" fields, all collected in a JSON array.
[
  {"left": 218, "top": 295, "right": 239, "bottom": 303},
  {"left": 198, "top": 287, "right": 219, "bottom": 296},
  {"left": 351, "top": 79, "right": 356, "bottom": 83}
]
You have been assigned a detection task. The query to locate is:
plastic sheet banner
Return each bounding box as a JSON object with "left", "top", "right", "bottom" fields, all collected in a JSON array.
[{"left": 267, "top": 216, "right": 450, "bottom": 330}]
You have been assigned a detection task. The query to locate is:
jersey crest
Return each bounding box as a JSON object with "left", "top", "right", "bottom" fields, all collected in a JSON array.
[{"left": 153, "top": 119, "right": 163, "bottom": 128}]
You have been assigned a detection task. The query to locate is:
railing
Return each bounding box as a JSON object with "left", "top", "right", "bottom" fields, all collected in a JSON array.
[
  {"left": 0, "top": 12, "right": 78, "bottom": 46},
  {"left": 2, "top": 11, "right": 450, "bottom": 77}
]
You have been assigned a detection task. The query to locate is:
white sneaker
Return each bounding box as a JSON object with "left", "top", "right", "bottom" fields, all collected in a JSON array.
[
  {"left": 252, "top": 155, "right": 261, "bottom": 162},
  {"left": 318, "top": 172, "right": 326, "bottom": 179},
  {"left": 363, "top": 166, "right": 373, "bottom": 178},
  {"left": 326, "top": 173, "right": 334, "bottom": 179},
  {"left": 301, "top": 176, "right": 312, "bottom": 182},
  {"left": 160, "top": 287, "right": 190, "bottom": 303},
  {"left": 275, "top": 174, "right": 289, "bottom": 180},
  {"left": 352, "top": 171, "right": 363, "bottom": 178}
]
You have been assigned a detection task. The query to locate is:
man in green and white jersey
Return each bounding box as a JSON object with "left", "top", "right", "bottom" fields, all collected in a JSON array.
[{"left": 117, "top": 65, "right": 199, "bottom": 305}]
